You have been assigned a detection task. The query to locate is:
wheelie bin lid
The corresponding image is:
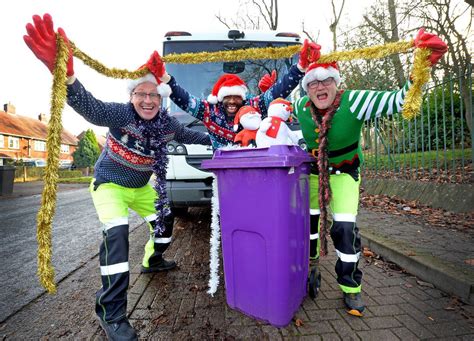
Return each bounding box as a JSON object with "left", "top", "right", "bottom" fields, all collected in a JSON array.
[{"left": 202, "top": 145, "right": 314, "bottom": 170}]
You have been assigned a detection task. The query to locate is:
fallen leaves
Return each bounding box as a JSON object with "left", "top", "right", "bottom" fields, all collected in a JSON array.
[
  {"left": 464, "top": 259, "right": 474, "bottom": 266},
  {"left": 363, "top": 248, "right": 375, "bottom": 257},
  {"left": 416, "top": 280, "right": 435, "bottom": 288},
  {"left": 360, "top": 190, "right": 474, "bottom": 233},
  {"left": 294, "top": 318, "right": 304, "bottom": 327},
  {"left": 443, "top": 297, "right": 463, "bottom": 312},
  {"left": 152, "top": 313, "right": 169, "bottom": 326},
  {"left": 362, "top": 164, "right": 471, "bottom": 184},
  {"left": 362, "top": 247, "right": 405, "bottom": 274}
]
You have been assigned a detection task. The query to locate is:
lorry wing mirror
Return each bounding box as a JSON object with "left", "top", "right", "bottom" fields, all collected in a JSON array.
[{"left": 223, "top": 62, "right": 245, "bottom": 74}]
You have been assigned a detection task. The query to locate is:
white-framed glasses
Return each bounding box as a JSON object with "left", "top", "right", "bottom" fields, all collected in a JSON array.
[
  {"left": 307, "top": 77, "right": 334, "bottom": 89},
  {"left": 132, "top": 92, "right": 161, "bottom": 100}
]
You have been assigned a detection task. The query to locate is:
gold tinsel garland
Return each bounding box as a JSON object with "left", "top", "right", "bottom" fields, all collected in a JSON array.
[
  {"left": 37, "top": 35, "right": 69, "bottom": 293},
  {"left": 38, "top": 35, "right": 431, "bottom": 293},
  {"left": 402, "top": 48, "right": 431, "bottom": 119},
  {"left": 69, "top": 39, "right": 423, "bottom": 119}
]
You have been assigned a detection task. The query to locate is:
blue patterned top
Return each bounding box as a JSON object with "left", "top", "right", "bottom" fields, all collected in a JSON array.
[{"left": 67, "top": 79, "right": 211, "bottom": 188}]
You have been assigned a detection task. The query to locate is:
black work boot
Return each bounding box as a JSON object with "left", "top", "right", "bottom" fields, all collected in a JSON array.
[
  {"left": 98, "top": 317, "right": 138, "bottom": 341},
  {"left": 343, "top": 292, "right": 365, "bottom": 316},
  {"left": 141, "top": 258, "right": 177, "bottom": 273}
]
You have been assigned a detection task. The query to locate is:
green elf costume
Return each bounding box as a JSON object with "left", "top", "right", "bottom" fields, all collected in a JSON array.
[
  {"left": 294, "top": 62, "right": 412, "bottom": 315},
  {"left": 294, "top": 28, "right": 448, "bottom": 316}
]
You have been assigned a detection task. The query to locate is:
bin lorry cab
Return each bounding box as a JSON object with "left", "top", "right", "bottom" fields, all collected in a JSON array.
[{"left": 163, "top": 29, "right": 306, "bottom": 215}]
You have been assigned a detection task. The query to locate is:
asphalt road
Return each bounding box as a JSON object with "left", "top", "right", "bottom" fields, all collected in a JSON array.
[{"left": 0, "top": 186, "right": 143, "bottom": 322}]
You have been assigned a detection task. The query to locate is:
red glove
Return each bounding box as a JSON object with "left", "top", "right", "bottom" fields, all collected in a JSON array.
[
  {"left": 413, "top": 28, "right": 448, "bottom": 66},
  {"left": 298, "top": 39, "right": 321, "bottom": 70},
  {"left": 258, "top": 70, "right": 277, "bottom": 93},
  {"left": 144, "top": 50, "right": 166, "bottom": 81},
  {"left": 23, "top": 14, "right": 74, "bottom": 76}
]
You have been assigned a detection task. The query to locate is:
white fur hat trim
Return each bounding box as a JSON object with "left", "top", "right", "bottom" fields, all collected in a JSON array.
[
  {"left": 127, "top": 73, "right": 172, "bottom": 97},
  {"left": 302, "top": 66, "right": 341, "bottom": 91}
]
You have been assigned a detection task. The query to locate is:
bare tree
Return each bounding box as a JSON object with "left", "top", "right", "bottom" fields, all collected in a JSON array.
[
  {"left": 301, "top": 20, "right": 320, "bottom": 42},
  {"left": 251, "top": 0, "right": 278, "bottom": 30},
  {"left": 401, "top": 0, "right": 473, "bottom": 131},
  {"left": 329, "top": 0, "right": 346, "bottom": 51},
  {"left": 363, "top": 0, "right": 407, "bottom": 87},
  {"left": 215, "top": 0, "right": 278, "bottom": 30},
  {"left": 337, "top": 0, "right": 410, "bottom": 90},
  {"left": 215, "top": 13, "right": 232, "bottom": 29},
  {"left": 215, "top": 9, "right": 261, "bottom": 30}
]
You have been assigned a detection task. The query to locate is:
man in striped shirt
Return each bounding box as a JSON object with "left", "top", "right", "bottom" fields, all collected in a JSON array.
[{"left": 293, "top": 30, "right": 447, "bottom": 316}]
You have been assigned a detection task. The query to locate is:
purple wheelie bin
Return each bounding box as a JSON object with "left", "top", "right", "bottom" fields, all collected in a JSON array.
[{"left": 202, "top": 145, "right": 313, "bottom": 327}]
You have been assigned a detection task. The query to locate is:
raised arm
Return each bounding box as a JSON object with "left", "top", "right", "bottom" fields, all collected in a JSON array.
[
  {"left": 350, "top": 28, "right": 447, "bottom": 122},
  {"left": 66, "top": 78, "right": 135, "bottom": 127},
  {"left": 346, "top": 81, "right": 412, "bottom": 121},
  {"left": 24, "top": 13, "right": 134, "bottom": 128},
  {"left": 167, "top": 117, "right": 212, "bottom": 146}
]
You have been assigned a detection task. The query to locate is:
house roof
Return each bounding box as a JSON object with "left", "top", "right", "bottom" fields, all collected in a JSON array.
[{"left": 0, "top": 110, "right": 78, "bottom": 145}]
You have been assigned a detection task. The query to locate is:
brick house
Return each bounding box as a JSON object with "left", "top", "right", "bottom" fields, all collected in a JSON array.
[{"left": 0, "top": 103, "right": 78, "bottom": 167}]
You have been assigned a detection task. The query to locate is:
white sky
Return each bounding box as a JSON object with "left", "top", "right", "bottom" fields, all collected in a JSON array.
[{"left": 0, "top": 0, "right": 373, "bottom": 136}]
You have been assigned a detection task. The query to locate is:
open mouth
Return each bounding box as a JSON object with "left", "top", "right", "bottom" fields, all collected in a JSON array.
[
  {"left": 317, "top": 93, "right": 328, "bottom": 101},
  {"left": 226, "top": 105, "right": 238, "bottom": 112},
  {"left": 141, "top": 105, "right": 155, "bottom": 113}
]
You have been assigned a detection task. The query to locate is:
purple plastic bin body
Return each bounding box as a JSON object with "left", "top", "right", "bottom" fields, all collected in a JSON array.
[{"left": 202, "top": 145, "right": 313, "bottom": 327}]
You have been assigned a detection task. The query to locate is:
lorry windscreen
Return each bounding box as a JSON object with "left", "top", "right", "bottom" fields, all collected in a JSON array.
[{"left": 163, "top": 40, "right": 298, "bottom": 117}]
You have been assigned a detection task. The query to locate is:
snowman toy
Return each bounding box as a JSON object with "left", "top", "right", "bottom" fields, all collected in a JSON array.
[{"left": 256, "top": 98, "right": 300, "bottom": 148}]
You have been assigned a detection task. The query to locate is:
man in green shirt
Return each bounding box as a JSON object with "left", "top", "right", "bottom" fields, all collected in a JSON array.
[{"left": 293, "top": 29, "right": 447, "bottom": 316}]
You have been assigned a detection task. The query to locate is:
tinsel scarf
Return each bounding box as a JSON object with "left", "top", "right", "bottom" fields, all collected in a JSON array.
[
  {"left": 137, "top": 109, "right": 171, "bottom": 233},
  {"left": 310, "top": 91, "right": 343, "bottom": 257}
]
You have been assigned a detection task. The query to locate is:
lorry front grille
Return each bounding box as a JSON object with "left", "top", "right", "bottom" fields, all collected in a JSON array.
[{"left": 185, "top": 154, "right": 213, "bottom": 171}]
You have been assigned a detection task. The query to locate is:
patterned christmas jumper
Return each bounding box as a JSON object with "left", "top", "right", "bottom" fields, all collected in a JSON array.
[
  {"left": 66, "top": 78, "right": 211, "bottom": 323},
  {"left": 167, "top": 64, "right": 305, "bottom": 149}
]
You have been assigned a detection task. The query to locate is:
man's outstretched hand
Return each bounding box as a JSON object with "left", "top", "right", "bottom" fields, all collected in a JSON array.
[
  {"left": 298, "top": 39, "right": 321, "bottom": 71},
  {"left": 144, "top": 50, "right": 167, "bottom": 81},
  {"left": 414, "top": 28, "right": 448, "bottom": 66},
  {"left": 258, "top": 70, "right": 277, "bottom": 93},
  {"left": 23, "top": 13, "right": 74, "bottom": 76}
]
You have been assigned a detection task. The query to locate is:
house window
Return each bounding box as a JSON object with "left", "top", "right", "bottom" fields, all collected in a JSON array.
[
  {"left": 34, "top": 140, "right": 47, "bottom": 152},
  {"left": 8, "top": 136, "right": 20, "bottom": 149},
  {"left": 60, "top": 144, "right": 70, "bottom": 153},
  {"left": 0, "top": 135, "right": 4, "bottom": 148}
]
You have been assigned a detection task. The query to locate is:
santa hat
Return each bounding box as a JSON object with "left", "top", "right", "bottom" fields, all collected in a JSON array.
[
  {"left": 302, "top": 62, "right": 341, "bottom": 91},
  {"left": 233, "top": 105, "right": 260, "bottom": 131},
  {"left": 127, "top": 73, "right": 172, "bottom": 98},
  {"left": 207, "top": 74, "right": 248, "bottom": 104}
]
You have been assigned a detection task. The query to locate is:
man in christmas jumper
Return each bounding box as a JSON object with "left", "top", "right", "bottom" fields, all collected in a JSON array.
[
  {"left": 24, "top": 14, "right": 211, "bottom": 340},
  {"left": 144, "top": 41, "right": 321, "bottom": 149},
  {"left": 293, "top": 29, "right": 447, "bottom": 316}
]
